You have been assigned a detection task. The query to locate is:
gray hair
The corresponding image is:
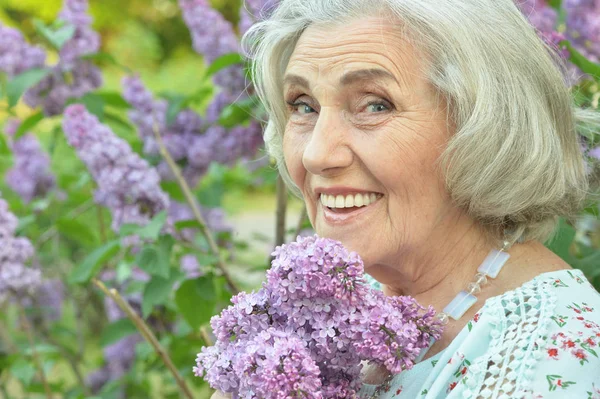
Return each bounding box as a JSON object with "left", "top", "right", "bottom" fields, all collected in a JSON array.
[{"left": 242, "top": 0, "right": 599, "bottom": 244}]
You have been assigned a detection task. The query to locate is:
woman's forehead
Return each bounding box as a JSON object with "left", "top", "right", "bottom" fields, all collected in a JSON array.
[{"left": 285, "top": 17, "right": 422, "bottom": 88}]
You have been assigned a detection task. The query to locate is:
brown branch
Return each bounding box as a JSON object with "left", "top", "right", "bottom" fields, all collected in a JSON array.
[
  {"left": 16, "top": 302, "right": 53, "bottom": 399},
  {"left": 199, "top": 326, "right": 213, "bottom": 346},
  {"left": 97, "top": 204, "right": 106, "bottom": 243},
  {"left": 294, "top": 205, "right": 308, "bottom": 238},
  {"left": 151, "top": 119, "right": 240, "bottom": 294},
  {"left": 275, "top": 174, "right": 287, "bottom": 248},
  {"left": 92, "top": 279, "right": 195, "bottom": 399}
]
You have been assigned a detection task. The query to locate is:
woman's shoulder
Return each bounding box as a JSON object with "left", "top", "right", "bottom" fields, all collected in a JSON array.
[{"left": 465, "top": 268, "right": 600, "bottom": 398}]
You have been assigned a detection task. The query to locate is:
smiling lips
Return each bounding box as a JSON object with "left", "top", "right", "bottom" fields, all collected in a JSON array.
[{"left": 319, "top": 192, "right": 382, "bottom": 208}]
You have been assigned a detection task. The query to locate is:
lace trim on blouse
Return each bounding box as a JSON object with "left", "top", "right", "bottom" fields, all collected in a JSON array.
[{"left": 460, "top": 275, "right": 558, "bottom": 399}]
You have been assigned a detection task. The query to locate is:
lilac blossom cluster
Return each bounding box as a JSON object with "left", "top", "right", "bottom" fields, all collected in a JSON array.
[
  {"left": 178, "top": 0, "right": 245, "bottom": 95},
  {"left": 121, "top": 75, "right": 264, "bottom": 186},
  {"left": 194, "top": 235, "right": 443, "bottom": 399},
  {"left": 22, "top": 0, "right": 102, "bottom": 115},
  {"left": 62, "top": 104, "right": 170, "bottom": 233},
  {"left": 0, "top": 24, "right": 46, "bottom": 77},
  {"left": 519, "top": 0, "right": 600, "bottom": 80},
  {"left": 239, "top": 0, "right": 279, "bottom": 36},
  {"left": 0, "top": 197, "right": 41, "bottom": 302},
  {"left": 4, "top": 119, "right": 56, "bottom": 203}
]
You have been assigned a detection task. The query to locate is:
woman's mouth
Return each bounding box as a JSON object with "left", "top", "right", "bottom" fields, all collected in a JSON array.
[{"left": 319, "top": 193, "right": 382, "bottom": 223}]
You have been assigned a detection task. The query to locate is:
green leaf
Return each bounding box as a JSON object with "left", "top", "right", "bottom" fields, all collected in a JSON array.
[
  {"left": 7, "top": 68, "right": 50, "bottom": 107},
  {"left": 16, "top": 215, "right": 36, "bottom": 234},
  {"left": 10, "top": 358, "right": 36, "bottom": 386},
  {"left": 56, "top": 217, "right": 98, "bottom": 246},
  {"left": 33, "top": 18, "right": 76, "bottom": 50},
  {"left": 100, "top": 319, "right": 137, "bottom": 347},
  {"left": 69, "top": 240, "right": 121, "bottom": 284},
  {"left": 141, "top": 274, "right": 178, "bottom": 318},
  {"left": 119, "top": 211, "right": 168, "bottom": 241},
  {"left": 14, "top": 111, "right": 44, "bottom": 140},
  {"left": 545, "top": 218, "right": 576, "bottom": 262},
  {"left": 81, "top": 51, "right": 122, "bottom": 68},
  {"left": 160, "top": 181, "right": 186, "bottom": 202},
  {"left": 138, "top": 210, "right": 168, "bottom": 240},
  {"left": 95, "top": 91, "right": 131, "bottom": 109},
  {"left": 203, "top": 53, "right": 244, "bottom": 79},
  {"left": 218, "top": 97, "right": 257, "bottom": 128},
  {"left": 165, "top": 95, "right": 187, "bottom": 126},
  {"left": 547, "top": 0, "right": 561, "bottom": 9},
  {"left": 0, "top": 130, "right": 10, "bottom": 156},
  {"left": 81, "top": 93, "right": 106, "bottom": 120},
  {"left": 174, "top": 219, "right": 202, "bottom": 231},
  {"left": 135, "top": 238, "right": 172, "bottom": 279},
  {"left": 564, "top": 41, "right": 600, "bottom": 80},
  {"left": 175, "top": 276, "right": 217, "bottom": 330}
]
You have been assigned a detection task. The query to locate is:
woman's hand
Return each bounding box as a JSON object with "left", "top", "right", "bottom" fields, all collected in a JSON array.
[{"left": 211, "top": 391, "right": 232, "bottom": 399}]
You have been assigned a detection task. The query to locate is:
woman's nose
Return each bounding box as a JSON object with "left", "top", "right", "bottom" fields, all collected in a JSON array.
[{"left": 302, "top": 108, "right": 353, "bottom": 176}]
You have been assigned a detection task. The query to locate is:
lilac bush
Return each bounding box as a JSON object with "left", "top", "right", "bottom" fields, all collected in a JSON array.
[
  {"left": 4, "top": 119, "right": 56, "bottom": 203},
  {"left": 520, "top": 0, "right": 600, "bottom": 81},
  {"left": 0, "top": 196, "right": 41, "bottom": 302},
  {"left": 0, "top": 24, "right": 46, "bottom": 77},
  {"left": 178, "top": 0, "right": 247, "bottom": 95},
  {"left": 122, "top": 75, "right": 264, "bottom": 186},
  {"left": 22, "top": 0, "right": 102, "bottom": 115},
  {"left": 194, "top": 235, "right": 443, "bottom": 398},
  {"left": 62, "top": 104, "right": 170, "bottom": 233}
]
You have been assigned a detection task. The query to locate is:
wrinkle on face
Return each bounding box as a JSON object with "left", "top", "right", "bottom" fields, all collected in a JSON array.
[{"left": 282, "top": 16, "right": 457, "bottom": 282}]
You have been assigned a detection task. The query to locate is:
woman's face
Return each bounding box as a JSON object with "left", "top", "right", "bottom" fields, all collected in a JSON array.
[{"left": 282, "top": 17, "right": 458, "bottom": 273}]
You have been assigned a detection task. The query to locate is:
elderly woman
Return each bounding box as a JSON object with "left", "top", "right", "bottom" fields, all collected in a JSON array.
[{"left": 215, "top": 0, "right": 600, "bottom": 397}]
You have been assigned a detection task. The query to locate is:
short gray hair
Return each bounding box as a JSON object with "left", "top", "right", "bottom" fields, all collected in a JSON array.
[{"left": 242, "top": 0, "right": 598, "bottom": 244}]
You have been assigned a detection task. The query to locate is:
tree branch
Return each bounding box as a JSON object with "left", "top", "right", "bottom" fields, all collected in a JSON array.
[
  {"left": 92, "top": 279, "right": 195, "bottom": 399},
  {"left": 151, "top": 120, "right": 240, "bottom": 294}
]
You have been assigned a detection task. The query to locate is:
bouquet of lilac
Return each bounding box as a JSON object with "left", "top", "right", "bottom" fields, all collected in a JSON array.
[{"left": 194, "top": 235, "right": 444, "bottom": 398}]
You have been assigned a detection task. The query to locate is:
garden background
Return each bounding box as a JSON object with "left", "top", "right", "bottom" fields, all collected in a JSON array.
[{"left": 0, "top": 0, "right": 598, "bottom": 398}]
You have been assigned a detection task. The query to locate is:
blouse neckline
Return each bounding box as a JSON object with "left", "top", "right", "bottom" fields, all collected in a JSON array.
[{"left": 360, "top": 268, "right": 582, "bottom": 389}]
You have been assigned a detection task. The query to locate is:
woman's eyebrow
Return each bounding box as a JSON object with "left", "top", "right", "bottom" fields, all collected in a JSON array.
[{"left": 283, "top": 68, "right": 398, "bottom": 90}]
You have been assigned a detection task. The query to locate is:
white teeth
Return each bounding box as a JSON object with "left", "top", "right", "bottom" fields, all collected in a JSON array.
[
  {"left": 327, "top": 195, "right": 335, "bottom": 208},
  {"left": 354, "top": 194, "right": 363, "bottom": 207},
  {"left": 320, "top": 193, "right": 380, "bottom": 208},
  {"left": 363, "top": 194, "right": 371, "bottom": 206},
  {"left": 344, "top": 195, "right": 354, "bottom": 208}
]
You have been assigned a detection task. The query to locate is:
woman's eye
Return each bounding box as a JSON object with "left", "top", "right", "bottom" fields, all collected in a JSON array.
[
  {"left": 287, "top": 101, "right": 316, "bottom": 115},
  {"left": 366, "top": 102, "right": 389, "bottom": 113}
]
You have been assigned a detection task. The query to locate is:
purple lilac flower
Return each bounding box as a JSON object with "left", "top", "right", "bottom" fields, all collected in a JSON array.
[
  {"left": 62, "top": 104, "right": 170, "bottom": 233},
  {"left": 0, "top": 24, "right": 46, "bottom": 77},
  {"left": 178, "top": 0, "right": 239, "bottom": 63},
  {"left": 37, "top": 279, "right": 65, "bottom": 321},
  {"left": 0, "top": 197, "right": 41, "bottom": 302},
  {"left": 194, "top": 235, "right": 443, "bottom": 398},
  {"left": 4, "top": 119, "right": 56, "bottom": 203},
  {"left": 168, "top": 200, "right": 232, "bottom": 242},
  {"left": 121, "top": 74, "right": 203, "bottom": 162},
  {"left": 520, "top": 0, "right": 600, "bottom": 81},
  {"left": 57, "top": 0, "right": 101, "bottom": 65},
  {"left": 238, "top": 0, "right": 279, "bottom": 35},
  {"left": 178, "top": 0, "right": 246, "bottom": 95},
  {"left": 20, "top": 0, "right": 102, "bottom": 115},
  {"left": 23, "top": 59, "right": 103, "bottom": 116},
  {"left": 589, "top": 146, "right": 600, "bottom": 160},
  {"left": 122, "top": 75, "right": 264, "bottom": 186},
  {"left": 564, "top": 0, "right": 600, "bottom": 62}
]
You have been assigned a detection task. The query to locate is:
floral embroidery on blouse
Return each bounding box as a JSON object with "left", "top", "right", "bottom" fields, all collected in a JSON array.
[{"left": 358, "top": 269, "right": 600, "bottom": 399}]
